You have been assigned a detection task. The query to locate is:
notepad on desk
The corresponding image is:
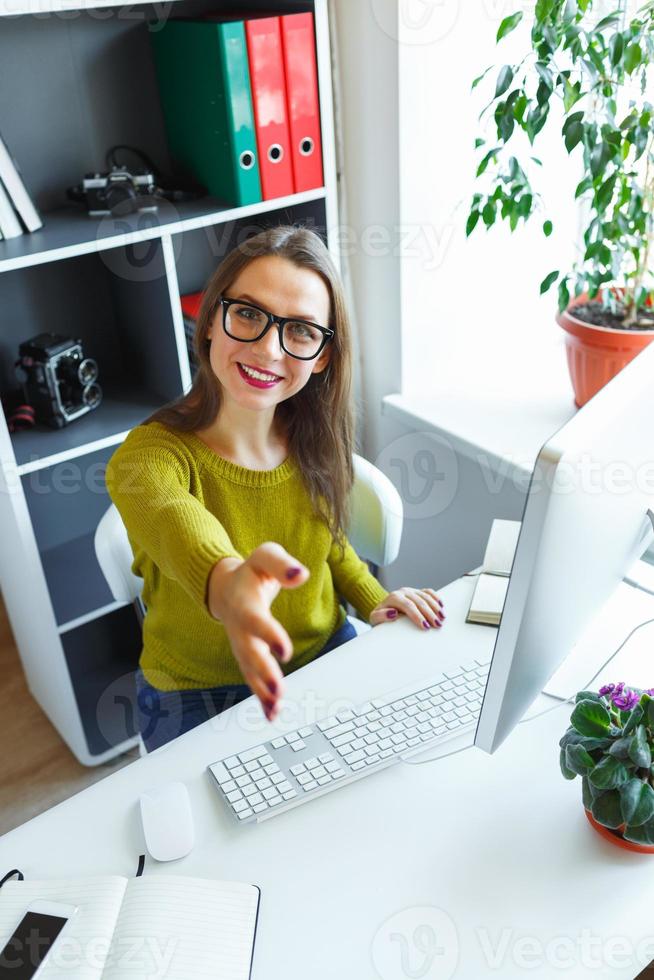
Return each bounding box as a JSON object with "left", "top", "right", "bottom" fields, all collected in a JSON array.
[
  {"left": 0, "top": 874, "right": 260, "bottom": 979},
  {"left": 466, "top": 519, "right": 521, "bottom": 627}
]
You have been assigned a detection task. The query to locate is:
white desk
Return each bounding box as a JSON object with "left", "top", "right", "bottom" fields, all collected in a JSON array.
[{"left": 2, "top": 574, "right": 654, "bottom": 979}]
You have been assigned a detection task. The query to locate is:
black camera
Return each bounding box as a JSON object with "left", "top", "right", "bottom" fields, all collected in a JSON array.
[
  {"left": 16, "top": 333, "right": 102, "bottom": 429},
  {"left": 68, "top": 166, "right": 158, "bottom": 216}
]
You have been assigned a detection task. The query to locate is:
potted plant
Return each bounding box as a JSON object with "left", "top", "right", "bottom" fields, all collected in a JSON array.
[
  {"left": 560, "top": 682, "right": 654, "bottom": 852},
  {"left": 467, "top": 1, "right": 654, "bottom": 406}
]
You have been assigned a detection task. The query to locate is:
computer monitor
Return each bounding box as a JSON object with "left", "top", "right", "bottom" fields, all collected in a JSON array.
[{"left": 475, "top": 340, "right": 654, "bottom": 754}]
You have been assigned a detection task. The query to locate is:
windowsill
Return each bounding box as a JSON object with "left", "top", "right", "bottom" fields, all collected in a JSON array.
[{"left": 383, "top": 337, "right": 577, "bottom": 481}]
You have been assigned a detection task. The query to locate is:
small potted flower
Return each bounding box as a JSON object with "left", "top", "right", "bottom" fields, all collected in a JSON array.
[{"left": 560, "top": 682, "right": 654, "bottom": 853}]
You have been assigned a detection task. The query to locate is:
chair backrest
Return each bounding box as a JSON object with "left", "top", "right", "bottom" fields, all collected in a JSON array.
[{"left": 94, "top": 452, "right": 403, "bottom": 604}]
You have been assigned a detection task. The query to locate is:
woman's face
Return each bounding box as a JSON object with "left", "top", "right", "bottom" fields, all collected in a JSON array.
[{"left": 206, "top": 255, "right": 332, "bottom": 412}]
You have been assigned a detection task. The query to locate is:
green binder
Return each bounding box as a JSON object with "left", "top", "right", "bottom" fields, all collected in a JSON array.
[{"left": 151, "top": 19, "right": 262, "bottom": 207}]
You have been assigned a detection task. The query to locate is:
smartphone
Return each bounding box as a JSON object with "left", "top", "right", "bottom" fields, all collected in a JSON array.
[{"left": 0, "top": 900, "right": 78, "bottom": 979}]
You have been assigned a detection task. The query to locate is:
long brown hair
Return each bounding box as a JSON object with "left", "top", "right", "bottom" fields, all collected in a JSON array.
[{"left": 145, "top": 225, "right": 355, "bottom": 552}]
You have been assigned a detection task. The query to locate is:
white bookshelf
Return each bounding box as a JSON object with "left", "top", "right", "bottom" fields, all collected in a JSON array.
[{"left": 0, "top": 0, "right": 340, "bottom": 764}]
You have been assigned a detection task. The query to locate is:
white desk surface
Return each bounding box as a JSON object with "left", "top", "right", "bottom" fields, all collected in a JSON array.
[{"left": 2, "top": 575, "right": 654, "bottom": 979}]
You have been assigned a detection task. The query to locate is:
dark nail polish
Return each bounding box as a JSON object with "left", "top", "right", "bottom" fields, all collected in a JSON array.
[
  {"left": 286, "top": 567, "right": 301, "bottom": 579},
  {"left": 272, "top": 643, "right": 284, "bottom": 658},
  {"left": 422, "top": 620, "right": 430, "bottom": 629},
  {"left": 267, "top": 679, "right": 278, "bottom": 695},
  {"left": 387, "top": 609, "right": 398, "bottom": 619}
]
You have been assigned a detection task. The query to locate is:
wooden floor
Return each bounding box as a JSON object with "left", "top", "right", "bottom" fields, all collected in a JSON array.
[{"left": 0, "top": 596, "right": 138, "bottom": 837}]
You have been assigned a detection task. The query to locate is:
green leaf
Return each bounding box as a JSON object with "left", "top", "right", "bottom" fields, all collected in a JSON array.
[
  {"left": 624, "top": 43, "right": 641, "bottom": 74},
  {"left": 471, "top": 66, "right": 493, "bottom": 90},
  {"left": 534, "top": 61, "right": 554, "bottom": 91},
  {"left": 575, "top": 690, "right": 602, "bottom": 703},
  {"left": 595, "top": 12, "right": 621, "bottom": 30},
  {"left": 565, "top": 121, "right": 584, "bottom": 153},
  {"left": 591, "top": 789, "right": 623, "bottom": 829},
  {"left": 571, "top": 699, "right": 611, "bottom": 737},
  {"left": 497, "top": 11, "right": 523, "bottom": 42},
  {"left": 596, "top": 173, "right": 617, "bottom": 211},
  {"left": 563, "top": 79, "right": 582, "bottom": 113},
  {"left": 558, "top": 277, "right": 570, "bottom": 312},
  {"left": 466, "top": 210, "right": 480, "bottom": 237},
  {"left": 590, "top": 142, "right": 610, "bottom": 179},
  {"left": 609, "top": 736, "right": 633, "bottom": 761},
  {"left": 565, "top": 742, "right": 596, "bottom": 775},
  {"left": 624, "top": 813, "right": 654, "bottom": 845},
  {"left": 474, "top": 138, "right": 486, "bottom": 149},
  {"left": 628, "top": 724, "right": 652, "bottom": 768},
  {"left": 575, "top": 176, "right": 592, "bottom": 198},
  {"left": 647, "top": 700, "right": 654, "bottom": 728},
  {"left": 560, "top": 746, "right": 577, "bottom": 779},
  {"left": 609, "top": 32, "right": 624, "bottom": 66},
  {"left": 589, "top": 755, "right": 631, "bottom": 790},
  {"left": 582, "top": 775, "right": 596, "bottom": 809},
  {"left": 495, "top": 65, "right": 514, "bottom": 99},
  {"left": 476, "top": 147, "right": 499, "bottom": 177},
  {"left": 543, "top": 220, "right": 553, "bottom": 237},
  {"left": 540, "top": 269, "right": 559, "bottom": 294},
  {"left": 623, "top": 703, "right": 644, "bottom": 736},
  {"left": 482, "top": 201, "right": 496, "bottom": 227},
  {"left": 621, "top": 779, "right": 654, "bottom": 827}
]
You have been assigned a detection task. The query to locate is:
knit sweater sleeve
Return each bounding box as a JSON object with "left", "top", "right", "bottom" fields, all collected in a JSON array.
[
  {"left": 105, "top": 425, "right": 243, "bottom": 613},
  {"left": 327, "top": 534, "right": 390, "bottom": 623}
]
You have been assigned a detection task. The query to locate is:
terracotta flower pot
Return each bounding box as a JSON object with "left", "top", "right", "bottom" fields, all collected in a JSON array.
[
  {"left": 585, "top": 808, "right": 654, "bottom": 855},
  {"left": 556, "top": 294, "right": 654, "bottom": 408}
]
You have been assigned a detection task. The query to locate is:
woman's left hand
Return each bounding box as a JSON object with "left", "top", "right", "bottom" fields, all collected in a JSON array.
[{"left": 369, "top": 587, "right": 445, "bottom": 630}]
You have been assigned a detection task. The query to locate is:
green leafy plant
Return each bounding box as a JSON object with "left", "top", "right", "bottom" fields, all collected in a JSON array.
[
  {"left": 560, "top": 682, "right": 654, "bottom": 844},
  {"left": 467, "top": 0, "right": 654, "bottom": 327}
]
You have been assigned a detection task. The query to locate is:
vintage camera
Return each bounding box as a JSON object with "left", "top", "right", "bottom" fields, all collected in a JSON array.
[
  {"left": 68, "top": 166, "right": 158, "bottom": 216},
  {"left": 16, "top": 333, "right": 102, "bottom": 428}
]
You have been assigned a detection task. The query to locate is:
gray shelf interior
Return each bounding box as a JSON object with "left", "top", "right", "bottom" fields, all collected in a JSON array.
[
  {"left": 22, "top": 445, "right": 126, "bottom": 625},
  {"left": 174, "top": 199, "right": 328, "bottom": 295},
  {"left": 62, "top": 604, "right": 142, "bottom": 756},
  {"left": 11, "top": 390, "right": 169, "bottom": 469},
  {"left": 1, "top": 240, "right": 183, "bottom": 462},
  {"left": 0, "top": 0, "right": 313, "bottom": 213}
]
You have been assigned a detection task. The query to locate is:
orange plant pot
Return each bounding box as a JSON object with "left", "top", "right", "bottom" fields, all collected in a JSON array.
[
  {"left": 585, "top": 808, "right": 654, "bottom": 855},
  {"left": 556, "top": 294, "right": 654, "bottom": 408}
]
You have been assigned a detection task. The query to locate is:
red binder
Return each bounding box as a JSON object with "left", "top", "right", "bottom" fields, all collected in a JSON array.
[
  {"left": 280, "top": 13, "right": 324, "bottom": 193},
  {"left": 245, "top": 17, "right": 294, "bottom": 200}
]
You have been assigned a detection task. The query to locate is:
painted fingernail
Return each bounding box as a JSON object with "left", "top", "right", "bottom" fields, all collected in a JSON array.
[
  {"left": 286, "top": 567, "right": 302, "bottom": 579},
  {"left": 267, "top": 679, "right": 278, "bottom": 695},
  {"left": 422, "top": 620, "right": 431, "bottom": 629},
  {"left": 387, "top": 609, "right": 398, "bottom": 619},
  {"left": 272, "top": 643, "right": 284, "bottom": 658}
]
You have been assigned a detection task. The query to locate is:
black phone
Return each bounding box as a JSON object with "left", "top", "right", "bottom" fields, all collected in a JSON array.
[{"left": 0, "top": 901, "right": 77, "bottom": 979}]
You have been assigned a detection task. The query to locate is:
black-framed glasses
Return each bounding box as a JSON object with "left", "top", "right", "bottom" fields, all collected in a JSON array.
[{"left": 220, "top": 296, "right": 334, "bottom": 361}]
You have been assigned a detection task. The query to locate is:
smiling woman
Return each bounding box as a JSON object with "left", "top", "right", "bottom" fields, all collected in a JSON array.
[{"left": 105, "top": 225, "right": 445, "bottom": 753}]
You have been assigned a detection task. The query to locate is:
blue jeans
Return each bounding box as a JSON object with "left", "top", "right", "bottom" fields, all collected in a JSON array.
[{"left": 135, "top": 615, "right": 358, "bottom": 752}]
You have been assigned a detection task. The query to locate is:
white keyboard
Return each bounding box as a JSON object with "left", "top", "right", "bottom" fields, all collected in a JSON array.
[{"left": 207, "top": 653, "right": 491, "bottom": 824}]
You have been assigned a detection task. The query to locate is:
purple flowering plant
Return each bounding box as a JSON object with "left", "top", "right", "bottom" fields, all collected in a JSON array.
[{"left": 560, "top": 683, "right": 654, "bottom": 845}]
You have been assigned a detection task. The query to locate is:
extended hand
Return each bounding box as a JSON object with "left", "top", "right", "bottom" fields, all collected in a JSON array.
[
  {"left": 369, "top": 587, "right": 445, "bottom": 630},
  {"left": 208, "top": 543, "right": 309, "bottom": 721}
]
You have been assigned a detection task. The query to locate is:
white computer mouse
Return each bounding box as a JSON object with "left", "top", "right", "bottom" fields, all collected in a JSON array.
[{"left": 139, "top": 781, "right": 195, "bottom": 862}]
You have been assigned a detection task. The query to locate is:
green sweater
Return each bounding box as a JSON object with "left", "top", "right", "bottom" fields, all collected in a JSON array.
[{"left": 105, "top": 422, "right": 389, "bottom": 690}]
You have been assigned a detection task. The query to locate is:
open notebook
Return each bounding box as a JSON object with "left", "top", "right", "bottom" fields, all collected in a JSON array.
[
  {"left": 0, "top": 874, "right": 260, "bottom": 979},
  {"left": 466, "top": 519, "right": 521, "bottom": 627}
]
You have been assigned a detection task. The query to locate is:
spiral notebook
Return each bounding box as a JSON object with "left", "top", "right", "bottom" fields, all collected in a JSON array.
[{"left": 0, "top": 873, "right": 260, "bottom": 979}]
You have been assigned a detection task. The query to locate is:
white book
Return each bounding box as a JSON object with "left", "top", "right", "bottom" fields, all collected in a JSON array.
[
  {"left": 0, "top": 873, "right": 261, "bottom": 979},
  {"left": 0, "top": 176, "right": 23, "bottom": 238},
  {"left": 466, "top": 519, "right": 521, "bottom": 626},
  {"left": 0, "top": 131, "right": 42, "bottom": 232}
]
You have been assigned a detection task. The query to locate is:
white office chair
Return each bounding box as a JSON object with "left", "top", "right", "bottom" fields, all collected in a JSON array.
[{"left": 94, "top": 452, "right": 403, "bottom": 753}]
